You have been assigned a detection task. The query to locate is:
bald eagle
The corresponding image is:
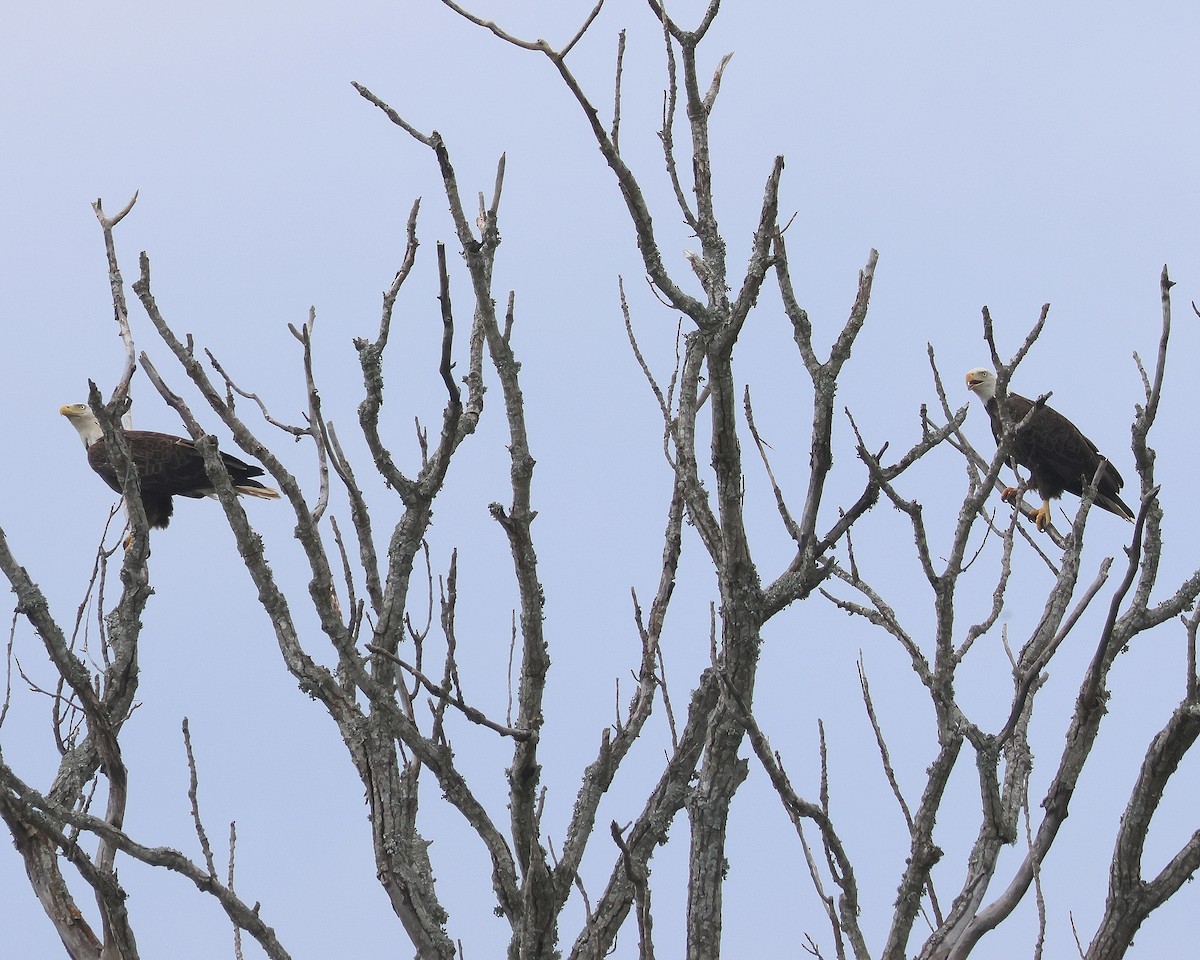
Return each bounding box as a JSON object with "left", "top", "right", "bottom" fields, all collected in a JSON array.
[
  {"left": 61, "top": 404, "right": 280, "bottom": 529},
  {"left": 965, "top": 369, "right": 1134, "bottom": 531}
]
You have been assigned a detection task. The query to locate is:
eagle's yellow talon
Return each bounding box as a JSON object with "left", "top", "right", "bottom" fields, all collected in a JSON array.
[{"left": 1034, "top": 504, "right": 1052, "bottom": 531}]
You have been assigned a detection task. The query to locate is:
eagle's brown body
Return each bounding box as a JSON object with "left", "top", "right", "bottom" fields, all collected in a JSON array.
[
  {"left": 981, "top": 393, "right": 1132, "bottom": 521},
  {"left": 86, "top": 430, "right": 277, "bottom": 528}
]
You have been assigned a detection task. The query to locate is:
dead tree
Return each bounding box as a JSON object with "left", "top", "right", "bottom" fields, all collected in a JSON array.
[
  {"left": 2, "top": 5, "right": 1196, "bottom": 960},
  {"left": 812, "top": 267, "right": 1200, "bottom": 960}
]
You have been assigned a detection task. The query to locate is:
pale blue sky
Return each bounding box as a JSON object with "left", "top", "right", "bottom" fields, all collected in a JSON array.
[{"left": 3, "top": 2, "right": 1200, "bottom": 957}]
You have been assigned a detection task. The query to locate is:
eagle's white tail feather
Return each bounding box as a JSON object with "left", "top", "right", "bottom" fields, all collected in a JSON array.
[{"left": 236, "top": 484, "right": 281, "bottom": 500}]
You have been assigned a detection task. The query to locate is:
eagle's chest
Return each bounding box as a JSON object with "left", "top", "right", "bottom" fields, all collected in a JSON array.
[{"left": 985, "top": 398, "right": 1057, "bottom": 471}]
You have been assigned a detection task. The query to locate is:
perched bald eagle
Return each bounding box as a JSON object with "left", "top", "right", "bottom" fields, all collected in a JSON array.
[
  {"left": 965, "top": 369, "right": 1134, "bottom": 531},
  {"left": 61, "top": 403, "right": 280, "bottom": 529}
]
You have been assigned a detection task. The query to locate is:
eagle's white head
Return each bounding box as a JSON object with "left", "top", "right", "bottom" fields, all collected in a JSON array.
[
  {"left": 965, "top": 368, "right": 998, "bottom": 403},
  {"left": 60, "top": 403, "right": 105, "bottom": 447}
]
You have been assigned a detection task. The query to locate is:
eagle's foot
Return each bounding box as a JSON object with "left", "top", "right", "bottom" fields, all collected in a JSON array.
[
  {"left": 1033, "top": 503, "right": 1052, "bottom": 531},
  {"left": 121, "top": 531, "right": 151, "bottom": 555},
  {"left": 1000, "top": 488, "right": 1053, "bottom": 532}
]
